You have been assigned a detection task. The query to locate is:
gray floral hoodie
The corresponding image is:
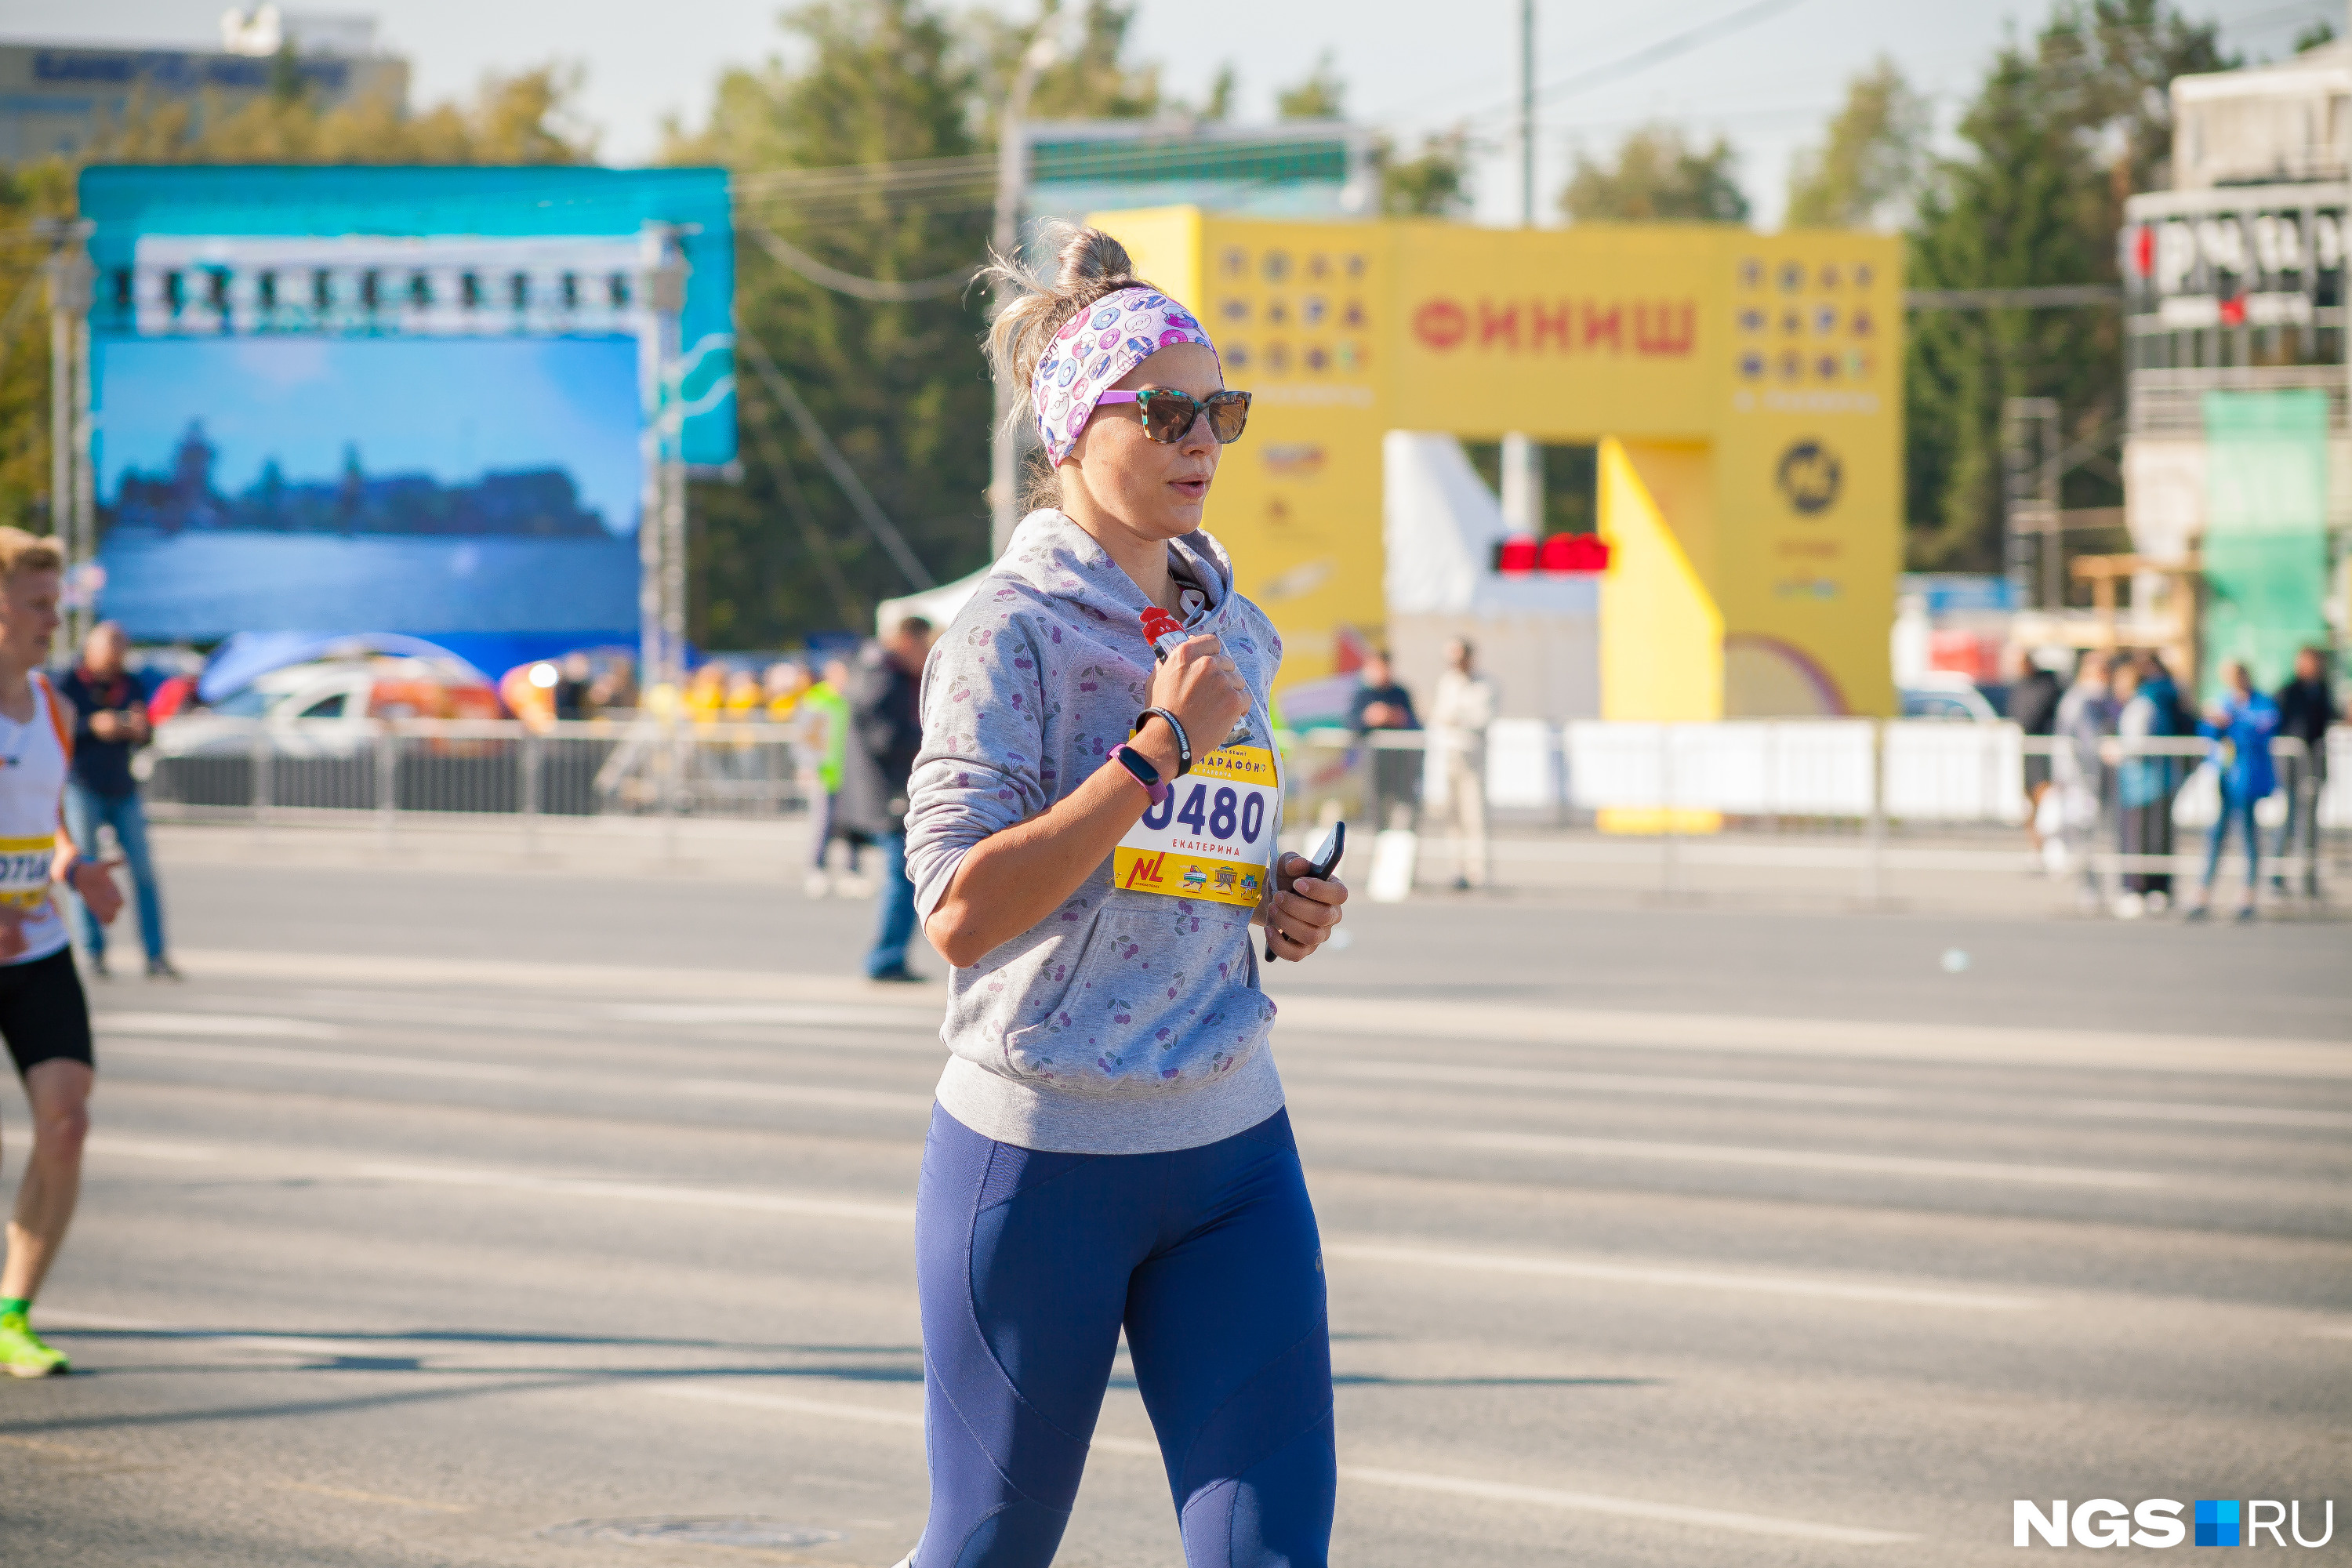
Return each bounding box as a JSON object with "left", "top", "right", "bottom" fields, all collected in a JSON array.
[{"left": 905, "top": 508, "right": 1287, "bottom": 1155}]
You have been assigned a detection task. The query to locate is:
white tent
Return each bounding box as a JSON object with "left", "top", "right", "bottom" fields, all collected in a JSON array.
[
  {"left": 876, "top": 567, "right": 989, "bottom": 637},
  {"left": 1381, "top": 432, "right": 1599, "bottom": 724}
]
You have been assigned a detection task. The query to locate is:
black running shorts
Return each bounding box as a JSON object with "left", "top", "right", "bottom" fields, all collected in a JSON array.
[{"left": 0, "top": 949, "right": 93, "bottom": 1076}]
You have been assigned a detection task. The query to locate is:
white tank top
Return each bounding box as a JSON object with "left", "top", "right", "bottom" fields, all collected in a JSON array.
[{"left": 0, "top": 675, "right": 72, "bottom": 966}]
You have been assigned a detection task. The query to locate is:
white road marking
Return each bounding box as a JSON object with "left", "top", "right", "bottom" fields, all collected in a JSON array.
[
  {"left": 85, "top": 1135, "right": 223, "bottom": 1161},
  {"left": 1319, "top": 1059, "right": 1898, "bottom": 1104},
  {"left": 81, "top": 1138, "right": 2060, "bottom": 1315},
  {"left": 96, "top": 1011, "right": 343, "bottom": 1040},
  {"left": 1323, "top": 1240, "right": 2043, "bottom": 1311},
  {"left": 612, "top": 1003, "right": 941, "bottom": 1029},
  {"left": 674, "top": 1079, "right": 935, "bottom": 1112},
  {"left": 1336, "top": 1465, "right": 1913, "bottom": 1544},
  {"left": 644, "top": 1384, "right": 1910, "bottom": 1544},
  {"left": 209, "top": 1332, "right": 423, "bottom": 1359},
  {"left": 1272, "top": 993, "right": 2352, "bottom": 1080},
  {"left": 103, "top": 1040, "right": 533, "bottom": 1083},
  {"left": 100, "top": 1025, "right": 2347, "bottom": 1163},
  {"left": 101, "top": 1039, "right": 929, "bottom": 1111},
  {"left": 653, "top": 1382, "right": 928, "bottom": 1432},
  {"left": 41, "top": 1308, "right": 168, "bottom": 1330},
  {"left": 2057, "top": 1098, "right": 2352, "bottom": 1131},
  {"left": 1439, "top": 1128, "right": 2165, "bottom": 1189},
  {"left": 1316, "top": 1062, "right": 2352, "bottom": 1132},
  {"left": 353, "top": 1161, "right": 916, "bottom": 1224},
  {"left": 167, "top": 947, "right": 2352, "bottom": 1077},
  {"left": 37, "top": 1312, "right": 453, "bottom": 1361}
]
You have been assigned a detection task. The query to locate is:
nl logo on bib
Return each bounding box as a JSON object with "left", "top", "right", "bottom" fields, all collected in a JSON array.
[{"left": 1114, "top": 742, "right": 1279, "bottom": 909}]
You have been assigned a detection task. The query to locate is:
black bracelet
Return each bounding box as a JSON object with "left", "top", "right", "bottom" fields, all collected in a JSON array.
[{"left": 1136, "top": 706, "right": 1192, "bottom": 775}]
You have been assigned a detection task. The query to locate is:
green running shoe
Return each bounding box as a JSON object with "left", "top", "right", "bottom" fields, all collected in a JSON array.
[{"left": 0, "top": 1311, "right": 68, "bottom": 1377}]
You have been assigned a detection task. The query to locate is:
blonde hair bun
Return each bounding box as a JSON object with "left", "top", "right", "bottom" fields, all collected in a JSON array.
[{"left": 980, "top": 221, "right": 1156, "bottom": 435}]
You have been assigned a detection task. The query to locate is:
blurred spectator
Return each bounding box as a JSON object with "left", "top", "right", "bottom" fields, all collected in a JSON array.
[
  {"left": 1427, "top": 637, "right": 1495, "bottom": 891},
  {"left": 2004, "top": 646, "right": 2062, "bottom": 852},
  {"left": 842, "top": 619, "right": 933, "bottom": 982},
  {"left": 725, "top": 667, "right": 764, "bottom": 721},
  {"left": 2272, "top": 646, "right": 2336, "bottom": 899},
  {"left": 763, "top": 660, "right": 808, "bottom": 720},
  {"left": 552, "top": 653, "right": 592, "bottom": 721},
  {"left": 1350, "top": 648, "right": 1421, "bottom": 832},
  {"left": 56, "top": 622, "right": 175, "bottom": 979},
  {"left": 800, "top": 659, "right": 859, "bottom": 897},
  {"left": 2187, "top": 659, "right": 2279, "bottom": 924},
  {"left": 2111, "top": 655, "right": 2178, "bottom": 917},
  {"left": 684, "top": 662, "right": 728, "bottom": 726},
  {"left": 2050, "top": 649, "right": 2114, "bottom": 905},
  {"left": 589, "top": 655, "right": 637, "bottom": 716}
]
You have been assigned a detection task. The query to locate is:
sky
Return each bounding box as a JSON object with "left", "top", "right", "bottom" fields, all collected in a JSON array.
[
  {"left": 10, "top": 0, "right": 2339, "bottom": 227},
  {"left": 95, "top": 336, "right": 644, "bottom": 530}
]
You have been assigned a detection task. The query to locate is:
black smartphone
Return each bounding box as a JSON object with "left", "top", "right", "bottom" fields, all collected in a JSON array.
[{"left": 1267, "top": 820, "right": 1345, "bottom": 961}]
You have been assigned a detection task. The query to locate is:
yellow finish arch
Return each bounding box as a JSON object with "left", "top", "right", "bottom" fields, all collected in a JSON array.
[{"left": 1088, "top": 208, "right": 1902, "bottom": 718}]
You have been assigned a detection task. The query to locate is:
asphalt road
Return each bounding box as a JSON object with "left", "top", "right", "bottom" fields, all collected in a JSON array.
[{"left": 1, "top": 860, "right": 2347, "bottom": 1566}]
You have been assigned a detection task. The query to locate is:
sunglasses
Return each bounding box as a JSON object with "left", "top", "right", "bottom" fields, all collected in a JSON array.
[{"left": 1096, "top": 387, "right": 1252, "bottom": 445}]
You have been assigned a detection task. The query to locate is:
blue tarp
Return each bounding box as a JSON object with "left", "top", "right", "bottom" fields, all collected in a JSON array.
[{"left": 197, "top": 630, "right": 633, "bottom": 702}]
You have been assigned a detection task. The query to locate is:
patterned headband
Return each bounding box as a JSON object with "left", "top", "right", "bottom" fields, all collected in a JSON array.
[{"left": 1031, "top": 285, "right": 1220, "bottom": 465}]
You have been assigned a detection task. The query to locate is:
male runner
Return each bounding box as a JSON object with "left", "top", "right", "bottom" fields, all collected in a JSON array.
[{"left": 0, "top": 528, "right": 122, "bottom": 1375}]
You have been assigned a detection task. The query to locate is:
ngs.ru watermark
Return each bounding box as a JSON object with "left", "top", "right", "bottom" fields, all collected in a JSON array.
[{"left": 2016, "top": 1499, "right": 2335, "bottom": 1548}]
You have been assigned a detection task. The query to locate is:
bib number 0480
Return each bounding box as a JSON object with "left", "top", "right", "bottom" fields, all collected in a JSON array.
[{"left": 1142, "top": 782, "right": 1265, "bottom": 848}]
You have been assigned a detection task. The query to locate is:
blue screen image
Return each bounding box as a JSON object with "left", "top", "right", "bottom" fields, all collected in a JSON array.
[{"left": 94, "top": 335, "right": 643, "bottom": 641}]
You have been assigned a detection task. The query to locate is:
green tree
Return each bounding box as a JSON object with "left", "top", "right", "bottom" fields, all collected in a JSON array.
[
  {"left": 1196, "top": 63, "right": 1238, "bottom": 122},
  {"left": 1559, "top": 125, "right": 1749, "bottom": 223},
  {"left": 1258, "top": 52, "right": 1457, "bottom": 215},
  {"left": 672, "top": 0, "right": 994, "bottom": 647},
  {"left": 0, "top": 166, "right": 80, "bottom": 534},
  {"left": 95, "top": 67, "right": 593, "bottom": 165},
  {"left": 1784, "top": 57, "right": 1929, "bottom": 230},
  {"left": 971, "top": 0, "right": 1162, "bottom": 133},
  {"left": 1375, "top": 129, "right": 1472, "bottom": 217},
  {"left": 1904, "top": 0, "right": 2229, "bottom": 571},
  {"left": 1275, "top": 53, "right": 1345, "bottom": 121}
]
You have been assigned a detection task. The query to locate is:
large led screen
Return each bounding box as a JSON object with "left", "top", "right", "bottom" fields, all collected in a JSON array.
[
  {"left": 78, "top": 165, "right": 735, "bottom": 649},
  {"left": 96, "top": 336, "right": 641, "bottom": 640}
]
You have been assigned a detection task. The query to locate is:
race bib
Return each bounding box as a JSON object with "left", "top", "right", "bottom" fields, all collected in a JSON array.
[
  {"left": 0, "top": 833, "right": 53, "bottom": 913},
  {"left": 1113, "top": 742, "right": 1279, "bottom": 907}
]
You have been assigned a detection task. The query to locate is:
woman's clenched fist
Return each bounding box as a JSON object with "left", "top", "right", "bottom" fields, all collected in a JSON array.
[{"left": 1148, "top": 634, "right": 1249, "bottom": 755}]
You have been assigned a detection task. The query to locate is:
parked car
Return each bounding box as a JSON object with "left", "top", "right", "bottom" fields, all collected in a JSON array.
[
  {"left": 1899, "top": 671, "right": 2003, "bottom": 723},
  {"left": 153, "top": 657, "right": 504, "bottom": 760}
]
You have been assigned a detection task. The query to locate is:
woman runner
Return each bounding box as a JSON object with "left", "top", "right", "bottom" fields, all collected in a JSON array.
[{"left": 898, "top": 225, "right": 1349, "bottom": 1568}]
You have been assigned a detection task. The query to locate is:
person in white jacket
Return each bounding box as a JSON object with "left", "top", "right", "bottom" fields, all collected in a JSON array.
[{"left": 1426, "top": 637, "right": 1497, "bottom": 891}]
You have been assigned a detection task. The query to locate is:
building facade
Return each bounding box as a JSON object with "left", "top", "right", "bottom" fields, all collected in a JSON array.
[
  {"left": 0, "top": 34, "right": 406, "bottom": 165},
  {"left": 2121, "top": 42, "right": 2350, "bottom": 690}
]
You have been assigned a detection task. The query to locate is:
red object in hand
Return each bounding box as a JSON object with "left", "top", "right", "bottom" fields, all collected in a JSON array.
[{"left": 1140, "top": 607, "right": 1185, "bottom": 656}]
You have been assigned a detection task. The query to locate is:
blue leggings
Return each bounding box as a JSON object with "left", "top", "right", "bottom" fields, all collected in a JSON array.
[
  {"left": 913, "top": 1105, "right": 1334, "bottom": 1568},
  {"left": 2203, "top": 790, "right": 2262, "bottom": 891}
]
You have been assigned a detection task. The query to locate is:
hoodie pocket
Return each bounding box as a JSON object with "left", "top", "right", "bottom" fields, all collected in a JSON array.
[{"left": 1000, "top": 904, "right": 1273, "bottom": 1091}]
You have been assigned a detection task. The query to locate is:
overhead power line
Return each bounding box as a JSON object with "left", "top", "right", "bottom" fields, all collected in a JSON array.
[
  {"left": 743, "top": 223, "right": 978, "bottom": 302},
  {"left": 732, "top": 325, "right": 936, "bottom": 592},
  {"left": 735, "top": 370, "right": 867, "bottom": 628},
  {"left": 732, "top": 153, "right": 996, "bottom": 200},
  {"left": 1443, "top": 0, "right": 1815, "bottom": 129}
]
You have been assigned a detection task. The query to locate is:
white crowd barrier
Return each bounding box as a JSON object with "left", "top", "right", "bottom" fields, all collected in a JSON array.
[{"left": 135, "top": 712, "right": 2343, "bottom": 904}]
